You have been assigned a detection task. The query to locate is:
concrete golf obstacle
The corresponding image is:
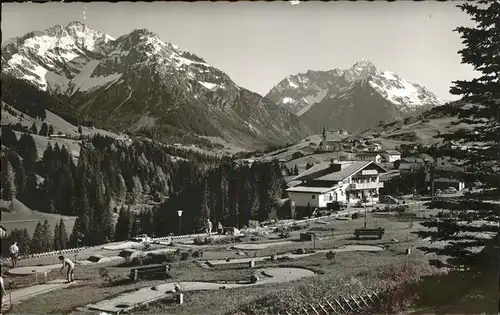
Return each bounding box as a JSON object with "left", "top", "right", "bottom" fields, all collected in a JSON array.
[
  {"left": 85, "top": 267, "right": 315, "bottom": 313},
  {"left": 203, "top": 245, "right": 384, "bottom": 267}
]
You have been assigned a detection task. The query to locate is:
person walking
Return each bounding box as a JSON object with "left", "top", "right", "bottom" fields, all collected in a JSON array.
[
  {"left": 8, "top": 242, "right": 19, "bottom": 268},
  {"left": 58, "top": 255, "right": 75, "bottom": 283},
  {"left": 217, "top": 222, "right": 224, "bottom": 236}
]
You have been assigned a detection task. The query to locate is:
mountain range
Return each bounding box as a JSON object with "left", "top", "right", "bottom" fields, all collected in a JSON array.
[
  {"left": 265, "top": 60, "right": 444, "bottom": 133},
  {"left": 1, "top": 21, "right": 310, "bottom": 150}
]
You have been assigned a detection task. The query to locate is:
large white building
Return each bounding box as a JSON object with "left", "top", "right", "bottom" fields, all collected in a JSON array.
[{"left": 286, "top": 160, "right": 387, "bottom": 209}]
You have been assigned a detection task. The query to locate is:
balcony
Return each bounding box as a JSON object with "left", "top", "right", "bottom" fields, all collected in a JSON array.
[{"left": 349, "top": 182, "right": 384, "bottom": 190}]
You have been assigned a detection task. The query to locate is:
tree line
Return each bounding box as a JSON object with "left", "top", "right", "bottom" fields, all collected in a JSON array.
[
  {"left": 0, "top": 219, "right": 69, "bottom": 257},
  {"left": 1, "top": 130, "right": 287, "bottom": 248}
]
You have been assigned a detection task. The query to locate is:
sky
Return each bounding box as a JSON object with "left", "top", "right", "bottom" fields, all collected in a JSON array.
[{"left": 2, "top": 1, "right": 478, "bottom": 101}]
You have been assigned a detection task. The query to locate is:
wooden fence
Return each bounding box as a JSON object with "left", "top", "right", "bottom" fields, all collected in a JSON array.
[{"left": 277, "top": 291, "right": 381, "bottom": 315}]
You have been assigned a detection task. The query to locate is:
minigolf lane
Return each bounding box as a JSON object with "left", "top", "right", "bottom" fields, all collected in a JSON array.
[
  {"left": 7, "top": 264, "right": 60, "bottom": 276},
  {"left": 1, "top": 279, "right": 78, "bottom": 309},
  {"left": 85, "top": 267, "right": 315, "bottom": 313}
]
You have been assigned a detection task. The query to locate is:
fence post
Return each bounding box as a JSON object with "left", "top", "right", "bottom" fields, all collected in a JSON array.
[
  {"left": 318, "top": 303, "right": 329, "bottom": 314},
  {"left": 343, "top": 297, "right": 354, "bottom": 312},
  {"left": 350, "top": 295, "right": 361, "bottom": 309},
  {"left": 333, "top": 298, "right": 347, "bottom": 314},
  {"left": 309, "top": 304, "right": 320, "bottom": 315},
  {"left": 358, "top": 294, "right": 370, "bottom": 307}
]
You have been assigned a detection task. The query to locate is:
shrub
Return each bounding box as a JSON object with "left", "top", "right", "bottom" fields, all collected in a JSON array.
[
  {"left": 194, "top": 236, "right": 214, "bottom": 245},
  {"left": 150, "top": 252, "right": 177, "bottom": 264},
  {"left": 326, "top": 251, "right": 336, "bottom": 261},
  {"left": 192, "top": 250, "right": 203, "bottom": 258},
  {"left": 294, "top": 248, "right": 306, "bottom": 255},
  {"left": 250, "top": 274, "right": 259, "bottom": 283},
  {"left": 180, "top": 251, "right": 191, "bottom": 261},
  {"left": 352, "top": 212, "right": 360, "bottom": 220},
  {"left": 279, "top": 230, "right": 291, "bottom": 239}
]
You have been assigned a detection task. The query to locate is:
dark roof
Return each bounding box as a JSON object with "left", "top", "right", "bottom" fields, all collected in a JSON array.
[
  {"left": 293, "top": 162, "right": 332, "bottom": 181},
  {"left": 294, "top": 161, "right": 387, "bottom": 182},
  {"left": 384, "top": 150, "right": 401, "bottom": 155},
  {"left": 316, "top": 161, "right": 387, "bottom": 181},
  {"left": 357, "top": 152, "right": 382, "bottom": 156},
  {"left": 286, "top": 186, "right": 336, "bottom": 193},
  {"left": 400, "top": 157, "right": 424, "bottom": 163}
]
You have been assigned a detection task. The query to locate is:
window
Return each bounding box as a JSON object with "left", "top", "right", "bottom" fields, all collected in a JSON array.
[{"left": 312, "top": 195, "right": 315, "bottom": 199}]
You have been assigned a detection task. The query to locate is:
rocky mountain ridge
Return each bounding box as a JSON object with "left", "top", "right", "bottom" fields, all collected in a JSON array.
[
  {"left": 2, "top": 21, "right": 310, "bottom": 149},
  {"left": 266, "top": 60, "right": 444, "bottom": 133}
]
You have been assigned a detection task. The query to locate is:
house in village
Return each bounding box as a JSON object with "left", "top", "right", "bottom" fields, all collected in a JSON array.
[
  {"left": 427, "top": 176, "right": 466, "bottom": 192},
  {"left": 395, "top": 157, "right": 426, "bottom": 173},
  {"left": 354, "top": 152, "right": 383, "bottom": 163},
  {"left": 319, "top": 140, "right": 343, "bottom": 152},
  {"left": 365, "top": 142, "right": 383, "bottom": 152},
  {"left": 382, "top": 150, "right": 401, "bottom": 163},
  {"left": 286, "top": 160, "right": 387, "bottom": 216}
]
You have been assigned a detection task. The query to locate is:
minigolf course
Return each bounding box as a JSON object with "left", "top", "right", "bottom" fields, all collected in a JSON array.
[{"left": 84, "top": 267, "right": 314, "bottom": 313}]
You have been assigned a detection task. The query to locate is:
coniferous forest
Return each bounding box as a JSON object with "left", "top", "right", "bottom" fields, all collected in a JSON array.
[{"left": 0, "top": 128, "right": 287, "bottom": 256}]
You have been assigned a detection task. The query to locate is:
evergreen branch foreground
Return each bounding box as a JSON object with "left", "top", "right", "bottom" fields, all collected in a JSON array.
[{"left": 414, "top": 0, "right": 500, "bottom": 273}]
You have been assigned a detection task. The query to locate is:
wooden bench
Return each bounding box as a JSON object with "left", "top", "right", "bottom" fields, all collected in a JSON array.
[
  {"left": 129, "top": 263, "right": 171, "bottom": 282},
  {"left": 299, "top": 232, "right": 317, "bottom": 242},
  {"left": 398, "top": 212, "right": 417, "bottom": 218},
  {"left": 354, "top": 228, "right": 385, "bottom": 240}
]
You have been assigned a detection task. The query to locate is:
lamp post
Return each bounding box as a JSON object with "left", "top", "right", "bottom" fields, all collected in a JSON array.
[{"left": 177, "top": 210, "right": 183, "bottom": 236}]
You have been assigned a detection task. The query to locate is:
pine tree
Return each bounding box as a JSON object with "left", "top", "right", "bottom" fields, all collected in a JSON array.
[
  {"left": 42, "top": 220, "right": 53, "bottom": 252},
  {"left": 48, "top": 124, "right": 54, "bottom": 135},
  {"left": 1, "top": 126, "right": 18, "bottom": 149},
  {"left": 196, "top": 179, "right": 211, "bottom": 231},
  {"left": 115, "top": 206, "right": 132, "bottom": 241},
  {"left": 1, "top": 158, "right": 17, "bottom": 200},
  {"left": 31, "top": 221, "right": 44, "bottom": 253},
  {"left": 30, "top": 122, "right": 38, "bottom": 135},
  {"left": 53, "top": 221, "right": 61, "bottom": 250},
  {"left": 21, "top": 228, "right": 31, "bottom": 255},
  {"left": 39, "top": 122, "right": 48, "bottom": 136},
  {"left": 416, "top": 0, "right": 500, "bottom": 273},
  {"left": 58, "top": 219, "right": 69, "bottom": 249},
  {"left": 68, "top": 217, "right": 83, "bottom": 248},
  {"left": 293, "top": 165, "right": 299, "bottom": 176}
]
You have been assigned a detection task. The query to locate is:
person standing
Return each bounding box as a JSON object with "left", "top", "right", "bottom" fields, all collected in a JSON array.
[
  {"left": 8, "top": 242, "right": 19, "bottom": 268},
  {"left": 58, "top": 255, "right": 75, "bottom": 283},
  {"left": 206, "top": 219, "right": 213, "bottom": 236},
  {"left": 0, "top": 273, "right": 7, "bottom": 314},
  {"left": 217, "top": 222, "right": 223, "bottom": 236}
]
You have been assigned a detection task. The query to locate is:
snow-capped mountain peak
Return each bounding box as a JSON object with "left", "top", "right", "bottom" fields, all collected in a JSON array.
[
  {"left": 265, "top": 60, "right": 444, "bottom": 133},
  {"left": 2, "top": 22, "right": 310, "bottom": 149},
  {"left": 266, "top": 60, "right": 443, "bottom": 115}
]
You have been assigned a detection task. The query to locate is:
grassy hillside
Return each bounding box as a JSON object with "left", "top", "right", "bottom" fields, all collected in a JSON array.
[
  {"left": 0, "top": 199, "right": 77, "bottom": 238},
  {"left": 359, "top": 101, "right": 477, "bottom": 148},
  {"left": 258, "top": 133, "right": 349, "bottom": 162}
]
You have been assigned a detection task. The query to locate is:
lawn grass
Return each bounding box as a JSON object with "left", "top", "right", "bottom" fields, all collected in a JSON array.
[{"left": 5, "top": 208, "right": 449, "bottom": 315}]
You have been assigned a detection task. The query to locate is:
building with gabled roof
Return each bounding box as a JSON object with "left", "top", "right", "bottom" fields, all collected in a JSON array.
[{"left": 287, "top": 160, "right": 387, "bottom": 212}]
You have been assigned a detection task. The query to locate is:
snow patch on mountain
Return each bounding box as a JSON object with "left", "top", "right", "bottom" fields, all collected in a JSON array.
[
  {"left": 70, "top": 60, "right": 122, "bottom": 93},
  {"left": 199, "top": 81, "right": 218, "bottom": 91},
  {"left": 287, "top": 78, "right": 299, "bottom": 88}
]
